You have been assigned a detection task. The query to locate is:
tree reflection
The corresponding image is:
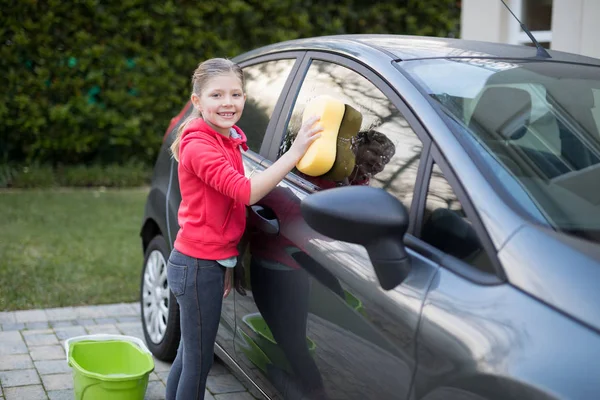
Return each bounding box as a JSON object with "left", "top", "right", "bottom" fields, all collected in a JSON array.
[
  {"left": 239, "top": 59, "right": 295, "bottom": 152},
  {"left": 277, "top": 60, "right": 422, "bottom": 209}
]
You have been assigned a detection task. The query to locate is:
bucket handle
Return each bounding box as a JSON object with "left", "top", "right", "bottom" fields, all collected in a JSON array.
[{"left": 65, "top": 334, "right": 152, "bottom": 364}]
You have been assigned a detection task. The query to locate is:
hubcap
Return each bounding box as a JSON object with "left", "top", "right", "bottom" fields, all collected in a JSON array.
[{"left": 142, "top": 249, "right": 169, "bottom": 344}]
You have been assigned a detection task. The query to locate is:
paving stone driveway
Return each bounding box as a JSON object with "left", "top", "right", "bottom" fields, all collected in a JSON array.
[{"left": 0, "top": 303, "right": 260, "bottom": 400}]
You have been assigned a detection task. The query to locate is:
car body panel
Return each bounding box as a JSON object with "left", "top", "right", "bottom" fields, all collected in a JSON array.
[
  {"left": 233, "top": 51, "right": 309, "bottom": 157},
  {"left": 499, "top": 223, "right": 600, "bottom": 333},
  {"left": 233, "top": 170, "right": 440, "bottom": 399},
  {"left": 268, "top": 48, "right": 526, "bottom": 252},
  {"left": 142, "top": 140, "right": 179, "bottom": 248},
  {"left": 386, "top": 62, "right": 527, "bottom": 252},
  {"left": 414, "top": 266, "right": 600, "bottom": 400},
  {"left": 215, "top": 53, "right": 307, "bottom": 380},
  {"left": 235, "top": 34, "right": 600, "bottom": 66},
  {"left": 355, "top": 35, "right": 600, "bottom": 64},
  {"left": 140, "top": 34, "right": 600, "bottom": 400},
  {"left": 232, "top": 46, "right": 496, "bottom": 398}
]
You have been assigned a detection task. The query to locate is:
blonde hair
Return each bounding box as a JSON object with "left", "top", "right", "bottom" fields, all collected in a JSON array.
[{"left": 170, "top": 58, "right": 245, "bottom": 161}]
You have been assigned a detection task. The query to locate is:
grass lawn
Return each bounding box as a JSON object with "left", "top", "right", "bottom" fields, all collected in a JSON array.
[{"left": 0, "top": 188, "right": 149, "bottom": 311}]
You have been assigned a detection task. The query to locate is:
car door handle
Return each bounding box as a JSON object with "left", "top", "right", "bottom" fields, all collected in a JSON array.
[{"left": 249, "top": 205, "right": 280, "bottom": 235}]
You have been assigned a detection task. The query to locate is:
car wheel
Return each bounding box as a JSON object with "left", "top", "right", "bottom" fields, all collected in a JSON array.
[{"left": 141, "top": 235, "right": 180, "bottom": 361}]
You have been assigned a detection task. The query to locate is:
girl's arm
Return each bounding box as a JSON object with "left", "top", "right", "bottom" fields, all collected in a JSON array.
[{"left": 248, "top": 116, "right": 322, "bottom": 205}]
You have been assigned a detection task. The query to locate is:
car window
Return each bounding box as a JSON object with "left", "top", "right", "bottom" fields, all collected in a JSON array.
[
  {"left": 462, "top": 82, "right": 600, "bottom": 176},
  {"left": 278, "top": 60, "right": 422, "bottom": 211},
  {"left": 404, "top": 58, "right": 600, "bottom": 243},
  {"left": 237, "top": 59, "right": 296, "bottom": 153},
  {"left": 421, "top": 163, "right": 495, "bottom": 274}
]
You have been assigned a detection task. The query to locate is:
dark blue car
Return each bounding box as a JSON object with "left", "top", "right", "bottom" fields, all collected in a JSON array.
[{"left": 139, "top": 35, "right": 600, "bottom": 400}]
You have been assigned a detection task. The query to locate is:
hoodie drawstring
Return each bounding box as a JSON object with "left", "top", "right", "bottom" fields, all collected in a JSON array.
[{"left": 216, "top": 134, "right": 238, "bottom": 230}]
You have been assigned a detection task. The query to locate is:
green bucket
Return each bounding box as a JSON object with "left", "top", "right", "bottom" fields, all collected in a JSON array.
[{"left": 65, "top": 335, "right": 155, "bottom": 400}]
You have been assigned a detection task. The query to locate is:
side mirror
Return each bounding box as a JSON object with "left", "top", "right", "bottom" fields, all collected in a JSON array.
[{"left": 301, "top": 186, "right": 411, "bottom": 290}]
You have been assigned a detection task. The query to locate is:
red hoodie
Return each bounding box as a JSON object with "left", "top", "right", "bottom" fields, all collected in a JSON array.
[{"left": 174, "top": 118, "right": 251, "bottom": 260}]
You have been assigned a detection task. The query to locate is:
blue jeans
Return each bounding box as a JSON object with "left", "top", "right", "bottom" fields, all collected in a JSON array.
[{"left": 165, "top": 249, "right": 225, "bottom": 400}]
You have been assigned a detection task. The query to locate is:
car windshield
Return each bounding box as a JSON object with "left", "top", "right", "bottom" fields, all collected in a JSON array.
[{"left": 402, "top": 58, "right": 600, "bottom": 242}]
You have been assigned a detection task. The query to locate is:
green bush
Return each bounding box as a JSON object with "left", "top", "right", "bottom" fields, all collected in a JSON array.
[
  {"left": 57, "top": 162, "right": 150, "bottom": 187},
  {"left": 1, "top": 0, "right": 460, "bottom": 167},
  {"left": 11, "top": 165, "right": 56, "bottom": 188},
  {"left": 0, "top": 165, "right": 16, "bottom": 188},
  {"left": 0, "top": 163, "right": 151, "bottom": 188}
]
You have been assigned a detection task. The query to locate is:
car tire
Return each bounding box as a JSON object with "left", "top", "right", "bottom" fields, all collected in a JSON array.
[{"left": 140, "top": 235, "right": 180, "bottom": 361}]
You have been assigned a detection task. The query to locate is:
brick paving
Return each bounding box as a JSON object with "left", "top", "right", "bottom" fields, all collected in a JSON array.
[{"left": 0, "top": 303, "right": 260, "bottom": 400}]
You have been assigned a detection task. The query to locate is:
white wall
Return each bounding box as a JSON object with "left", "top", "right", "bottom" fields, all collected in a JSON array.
[
  {"left": 460, "top": 0, "right": 507, "bottom": 43},
  {"left": 461, "top": 0, "right": 600, "bottom": 60},
  {"left": 579, "top": 0, "right": 600, "bottom": 59},
  {"left": 550, "top": 0, "right": 582, "bottom": 54}
]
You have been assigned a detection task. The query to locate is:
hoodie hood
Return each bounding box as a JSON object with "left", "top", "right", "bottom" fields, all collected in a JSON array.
[{"left": 180, "top": 118, "right": 249, "bottom": 157}]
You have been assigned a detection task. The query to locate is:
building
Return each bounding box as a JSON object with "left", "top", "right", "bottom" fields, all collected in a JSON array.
[{"left": 461, "top": 0, "right": 600, "bottom": 60}]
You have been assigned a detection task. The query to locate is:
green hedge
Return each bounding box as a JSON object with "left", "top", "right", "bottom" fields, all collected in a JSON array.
[
  {"left": 0, "top": 163, "right": 151, "bottom": 188},
  {"left": 1, "top": 0, "right": 460, "bottom": 167}
]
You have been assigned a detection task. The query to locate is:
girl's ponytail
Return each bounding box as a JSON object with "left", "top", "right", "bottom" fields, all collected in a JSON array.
[{"left": 170, "top": 108, "right": 201, "bottom": 162}]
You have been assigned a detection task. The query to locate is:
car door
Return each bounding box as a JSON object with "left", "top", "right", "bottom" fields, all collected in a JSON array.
[
  {"left": 213, "top": 54, "right": 306, "bottom": 359},
  {"left": 408, "top": 146, "right": 531, "bottom": 400},
  {"left": 409, "top": 148, "right": 600, "bottom": 400},
  {"left": 233, "top": 52, "right": 440, "bottom": 400}
]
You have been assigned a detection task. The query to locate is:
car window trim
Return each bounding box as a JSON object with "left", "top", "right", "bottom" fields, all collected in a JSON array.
[
  {"left": 258, "top": 157, "right": 319, "bottom": 194},
  {"left": 411, "top": 141, "right": 433, "bottom": 235},
  {"left": 267, "top": 51, "right": 432, "bottom": 236},
  {"left": 405, "top": 234, "right": 503, "bottom": 285},
  {"left": 236, "top": 51, "right": 307, "bottom": 158},
  {"left": 394, "top": 59, "right": 558, "bottom": 233},
  {"left": 267, "top": 51, "right": 432, "bottom": 161},
  {"left": 266, "top": 53, "right": 313, "bottom": 161},
  {"left": 410, "top": 145, "right": 508, "bottom": 284},
  {"left": 260, "top": 147, "right": 504, "bottom": 286}
]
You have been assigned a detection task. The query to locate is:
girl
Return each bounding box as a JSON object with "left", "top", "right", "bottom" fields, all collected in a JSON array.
[{"left": 165, "top": 58, "right": 322, "bottom": 400}]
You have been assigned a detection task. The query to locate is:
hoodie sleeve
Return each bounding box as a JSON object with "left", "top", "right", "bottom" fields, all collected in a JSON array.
[{"left": 181, "top": 140, "right": 251, "bottom": 205}]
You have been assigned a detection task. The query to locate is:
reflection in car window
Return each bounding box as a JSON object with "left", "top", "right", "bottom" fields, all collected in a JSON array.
[
  {"left": 278, "top": 60, "right": 422, "bottom": 210},
  {"left": 237, "top": 59, "right": 295, "bottom": 153},
  {"left": 403, "top": 58, "right": 600, "bottom": 243},
  {"left": 422, "top": 164, "right": 495, "bottom": 274}
]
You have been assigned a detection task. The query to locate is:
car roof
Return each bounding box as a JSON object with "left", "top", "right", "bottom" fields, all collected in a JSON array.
[{"left": 239, "top": 34, "right": 600, "bottom": 66}]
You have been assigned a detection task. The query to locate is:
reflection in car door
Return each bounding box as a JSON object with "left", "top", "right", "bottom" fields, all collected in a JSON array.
[
  {"left": 217, "top": 55, "right": 304, "bottom": 361},
  {"left": 236, "top": 175, "right": 441, "bottom": 399},
  {"left": 410, "top": 151, "right": 595, "bottom": 400},
  {"left": 233, "top": 53, "right": 441, "bottom": 399},
  {"left": 216, "top": 155, "right": 258, "bottom": 358}
]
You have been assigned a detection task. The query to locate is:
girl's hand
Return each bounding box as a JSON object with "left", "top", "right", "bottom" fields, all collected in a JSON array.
[
  {"left": 223, "top": 268, "right": 233, "bottom": 298},
  {"left": 247, "top": 116, "right": 322, "bottom": 205},
  {"left": 289, "top": 116, "right": 323, "bottom": 160}
]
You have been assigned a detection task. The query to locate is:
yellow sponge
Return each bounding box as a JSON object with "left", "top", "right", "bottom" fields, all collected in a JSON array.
[
  {"left": 296, "top": 95, "right": 345, "bottom": 176},
  {"left": 323, "top": 104, "right": 362, "bottom": 181}
]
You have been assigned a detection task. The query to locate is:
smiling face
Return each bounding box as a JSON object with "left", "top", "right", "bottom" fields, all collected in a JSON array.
[{"left": 191, "top": 72, "right": 246, "bottom": 136}]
